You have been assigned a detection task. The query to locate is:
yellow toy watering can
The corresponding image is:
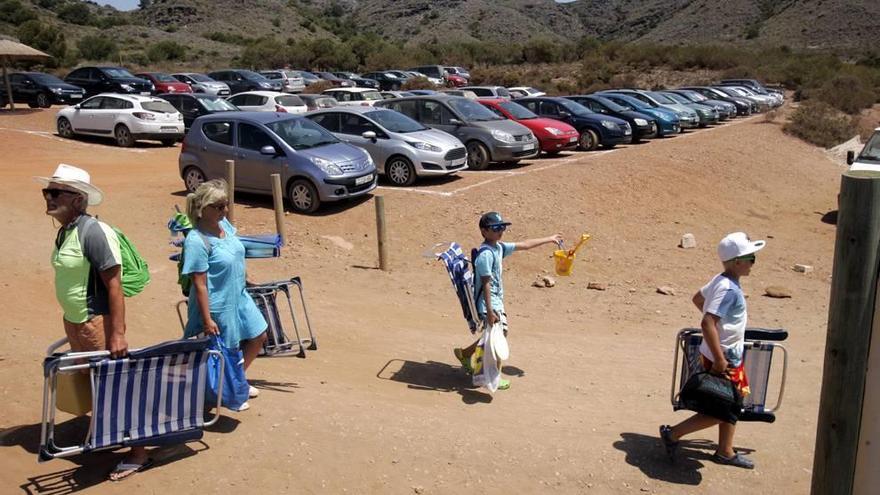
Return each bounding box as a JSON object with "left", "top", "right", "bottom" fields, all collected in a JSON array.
[{"left": 554, "top": 233, "right": 591, "bottom": 276}]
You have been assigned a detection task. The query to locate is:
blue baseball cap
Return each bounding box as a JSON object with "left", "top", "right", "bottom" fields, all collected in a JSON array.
[{"left": 479, "top": 211, "right": 511, "bottom": 229}]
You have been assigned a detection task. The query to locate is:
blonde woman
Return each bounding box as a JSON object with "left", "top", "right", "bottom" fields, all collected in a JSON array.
[{"left": 182, "top": 179, "right": 267, "bottom": 410}]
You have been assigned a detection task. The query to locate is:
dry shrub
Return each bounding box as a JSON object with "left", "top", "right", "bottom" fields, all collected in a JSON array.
[
  {"left": 302, "top": 81, "right": 336, "bottom": 94},
  {"left": 816, "top": 74, "right": 877, "bottom": 115},
  {"left": 783, "top": 101, "right": 857, "bottom": 148},
  {"left": 763, "top": 109, "right": 780, "bottom": 124},
  {"left": 401, "top": 77, "right": 436, "bottom": 90}
]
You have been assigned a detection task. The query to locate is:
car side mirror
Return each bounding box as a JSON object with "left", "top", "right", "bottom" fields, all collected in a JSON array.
[
  {"left": 260, "top": 145, "right": 280, "bottom": 156},
  {"left": 362, "top": 131, "right": 377, "bottom": 141},
  {"left": 847, "top": 150, "right": 855, "bottom": 165},
  {"left": 448, "top": 118, "right": 462, "bottom": 126},
  {"left": 73, "top": 104, "right": 81, "bottom": 110}
]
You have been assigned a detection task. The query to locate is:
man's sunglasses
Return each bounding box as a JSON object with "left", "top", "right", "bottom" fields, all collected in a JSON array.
[
  {"left": 735, "top": 254, "right": 756, "bottom": 263},
  {"left": 487, "top": 224, "right": 508, "bottom": 232},
  {"left": 42, "top": 188, "right": 79, "bottom": 199}
]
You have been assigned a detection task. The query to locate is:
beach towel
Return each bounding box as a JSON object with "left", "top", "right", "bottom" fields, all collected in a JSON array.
[{"left": 472, "top": 322, "right": 507, "bottom": 393}]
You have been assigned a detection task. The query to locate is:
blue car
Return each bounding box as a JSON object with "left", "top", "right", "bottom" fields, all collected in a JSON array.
[
  {"left": 564, "top": 95, "right": 658, "bottom": 142},
  {"left": 593, "top": 93, "right": 680, "bottom": 137},
  {"left": 517, "top": 96, "right": 631, "bottom": 150},
  {"left": 179, "top": 112, "right": 377, "bottom": 214}
]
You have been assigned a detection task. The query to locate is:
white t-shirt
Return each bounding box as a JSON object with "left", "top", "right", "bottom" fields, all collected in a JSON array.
[{"left": 699, "top": 273, "right": 747, "bottom": 367}]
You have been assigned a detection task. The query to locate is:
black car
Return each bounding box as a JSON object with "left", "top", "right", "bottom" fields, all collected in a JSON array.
[
  {"left": 206, "top": 69, "right": 281, "bottom": 94},
  {"left": 565, "top": 95, "right": 657, "bottom": 142},
  {"left": 679, "top": 86, "right": 754, "bottom": 116},
  {"left": 360, "top": 71, "right": 403, "bottom": 91},
  {"left": 517, "top": 96, "right": 632, "bottom": 150},
  {"left": 64, "top": 66, "right": 153, "bottom": 97},
  {"left": 333, "top": 72, "right": 379, "bottom": 89},
  {"left": 159, "top": 93, "right": 239, "bottom": 130},
  {"left": 0, "top": 72, "right": 85, "bottom": 108}
]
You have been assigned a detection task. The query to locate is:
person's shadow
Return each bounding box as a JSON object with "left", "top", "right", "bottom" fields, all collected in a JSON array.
[{"left": 377, "top": 359, "right": 500, "bottom": 404}]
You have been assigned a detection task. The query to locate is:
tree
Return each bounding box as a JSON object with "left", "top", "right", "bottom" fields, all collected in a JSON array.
[
  {"left": 138, "top": 0, "right": 151, "bottom": 9},
  {"left": 17, "top": 20, "right": 67, "bottom": 65},
  {"left": 57, "top": 2, "right": 93, "bottom": 25},
  {"left": 147, "top": 40, "right": 187, "bottom": 62},
  {"left": 77, "top": 35, "right": 118, "bottom": 61}
]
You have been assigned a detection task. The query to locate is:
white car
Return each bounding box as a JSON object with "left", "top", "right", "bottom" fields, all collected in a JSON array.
[
  {"left": 56, "top": 93, "right": 184, "bottom": 147},
  {"left": 171, "top": 73, "right": 231, "bottom": 96},
  {"left": 508, "top": 86, "right": 546, "bottom": 98},
  {"left": 848, "top": 128, "right": 880, "bottom": 172},
  {"left": 226, "top": 91, "right": 307, "bottom": 113},
  {"left": 322, "top": 87, "right": 384, "bottom": 107}
]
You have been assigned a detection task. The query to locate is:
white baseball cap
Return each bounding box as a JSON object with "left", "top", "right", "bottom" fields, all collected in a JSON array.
[
  {"left": 34, "top": 164, "right": 104, "bottom": 206},
  {"left": 717, "top": 232, "right": 766, "bottom": 262}
]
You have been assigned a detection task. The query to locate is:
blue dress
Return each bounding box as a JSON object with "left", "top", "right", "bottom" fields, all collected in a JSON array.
[{"left": 182, "top": 219, "right": 267, "bottom": 349}]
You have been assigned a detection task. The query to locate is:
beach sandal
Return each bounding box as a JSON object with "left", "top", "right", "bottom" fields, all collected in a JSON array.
[
  {"left": 497, "top": 378, "right": 510, "bottom": 391},
  {"left": 249, "top": 386, "right": 260, "bottom": 398},
  {"left": 109, "top": 458, "right": 154, "bottom": 482},
  {"left": 233, "top": 401, "right": 250, "bottom": 412},
  {"left": 659, "top": 425, "right": 679, "bottom": 462},
  {"left": 453, "top": 348, "right": 473, "bottom": 374},
  {"left": 711, "top": 452, "right": 755, "bottom": 469}
]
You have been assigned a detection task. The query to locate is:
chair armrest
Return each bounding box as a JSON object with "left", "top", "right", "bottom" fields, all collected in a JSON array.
[{"left": 744, "top": 328, "right": 788, "bottom": 341}]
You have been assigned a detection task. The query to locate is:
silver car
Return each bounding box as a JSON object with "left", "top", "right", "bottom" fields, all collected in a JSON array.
[
  {"left": 171, "top": 73, "right": 231, "bottom": 96},
  {"left": 306, "top": 106, "right": 467, "bottom": 186},
  {"left": 259, "top": 70, "right": 306, "bottom": 93}
]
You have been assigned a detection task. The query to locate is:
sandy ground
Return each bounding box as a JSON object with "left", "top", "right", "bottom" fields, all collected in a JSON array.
[{"left": 0, "top": 106, "right": 843, "bottom": 494}]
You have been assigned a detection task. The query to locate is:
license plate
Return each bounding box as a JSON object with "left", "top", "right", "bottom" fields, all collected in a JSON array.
[
  {"left": 140, "top": 92, "right": 151, "bottom": 95},
  {"left": 522, "top": 143, "right": 535, "bottom": 151},
  {"left": 71, "top": 94, "right": 82, "bottom": 99},
  {"left": 569, "top": 136, "right": 577, "bottom": 142},
  {"left": 161, "top": 126, "right": 178, "bottom": 132},
  {"left": 355, "top": 174, "right": 373, "bottom": 185},
  {"left": 451, "top": 158, "right": 466, "bottom": 166}
]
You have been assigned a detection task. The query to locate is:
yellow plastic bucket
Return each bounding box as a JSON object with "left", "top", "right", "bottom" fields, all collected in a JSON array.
[
  {"left": 56, "top": 371, "right": 92, "bottom": 416},
  {"left": 553, "top": 233, "right": 591, "bottom": 277}
]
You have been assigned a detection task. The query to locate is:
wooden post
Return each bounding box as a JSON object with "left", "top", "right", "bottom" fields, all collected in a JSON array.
[
  {"left": 812, "top": 171, "right": 880, "bottom": 495},
  {"left": 3, "top": 63, "right": 15, "bottom": 111},
  {"left": 270, "top": 173, "right": 285, "bottom": 243},
  {"left": 225, "top": 159, "right": 235, "bottom": 222},
  {"left": 375, "top": 196, "right": 388, "bottom": 271}
]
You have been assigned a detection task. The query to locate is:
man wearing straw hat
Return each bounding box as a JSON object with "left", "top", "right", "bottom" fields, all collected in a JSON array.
[{"left": 35, "top": 164, "right": 150, "bottom": 481}]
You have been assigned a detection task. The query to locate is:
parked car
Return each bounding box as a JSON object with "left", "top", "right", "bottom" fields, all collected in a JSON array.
[
  {"left": 678, "top": 86, "right": 754, "bottom": 116},
  {"left": 444, "top": 66, "right": 470, "bottom": 80},
  {"left": 408, "top": 65, "right": 446, "bottom": 82},
  {"left": 306, "top": 106, "right": 467, "bottom": 186},
  {"left": 444, "top": 73, "right": 468, "bottom": 87},
  {"left": 600, "top": 90, "right": 699, "bottom": 131},
  {"left": 715, "top": 85, "right": 776, "bottom": 110},
  {"left": 508, "top": 86, "right": 546, "bottom": 98},
  {"left": 710, "top": 86, "right": 764, "bottom": 113},
  {"left": 56, "top": 93, "right": 183, "bottom": 147},
  {"left": 0, "top": 71, "right": 84, "bottom": 108},
  {"left": 135, "top": 72, "right": 192, "bottom": 95},
  {"left": 847, "top": 127, "right": 880, "bottom": 172},
  {"left": 159, "top": 93, "right": 239, "bottom": 130},
  {"left": 460, "top": 86, "right": 511, "bottom": 99},
  {"left": 300, "top": 94, "right": 339, "bottom": 111},
  {"left": 360, "top": 71, "right": 403, "bottom": 91},
  {"left": 654, "top": 91, "right": 719, "bottom": 126},
  {"left": 478, "top": 98, "right": 578, "bottom": 155},
  {"left": 664, "top": 89, "right": 737, "bottom": 120},
  {"left": 322, "top": 88, "right": 383, "bottom": 107},
  {"left": 207, "top": 69, "right": 281, "bottom": 94},
  {"left": 439, "top": 89, "right": 478, "bottom": 99},
  {"left": 171, "top": 73, "right": 231, "bottom": 96},
  {"left": 517, "top": 96, "right": 631, "bottom": 151},
  {"left": 596, "top": 93, "right": 680, "bottom": 136},
  {"left": 259, "top": 70, "right": 306, "bottom": 93},
  {"left": 404, "top": 71, "right": 443, "bottom": 86},
  {"left": 564, "top": 95, "right": 658, "bottom": 142},
  {"left": 719, "top": 79, "right": 784, "bottom": 102},
  {"left": 381, "top": 91, "right": 415, "bottom": 99},
  {"left": 332, "top": 72, "right": 379, "bottom": 89},
  {"left": 179, "top": 112, "right": 377, "bottom": 213},
  {"left": 408, "top": 89, "right": 440, "bottom": 96},
  {"left": 376, "top": 95, "right": 539, "bottom": 170},
  {"left": 64, "top": 66, "right": 153, "bottom": 97},
  {"left": 725, "top": 84, "right": 782, "bottom": 107},
  {"left": 311, "top": 71, "right": 354, "bottom": 87},
  {"left": 293, "top": 70, "right": 322, "bottom": 87},
  {"left": 227, "top": 91, "right": 307, "bottom": 113}
]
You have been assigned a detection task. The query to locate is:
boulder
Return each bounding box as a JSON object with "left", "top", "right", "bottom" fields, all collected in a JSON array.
[
  {"left": 765, "top": 286, "right": 792, "bottom": 298},
  {"left": 656, "top": 286, "right": 676, "bottom": 296},
  {"left": 680, "top": 233, "right": 697, "bottom": 249}
]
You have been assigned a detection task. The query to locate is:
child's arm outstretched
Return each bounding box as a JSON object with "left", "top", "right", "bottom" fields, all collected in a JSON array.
[{"left": 513, "top": 234, "right": 563, "bottom": 251}]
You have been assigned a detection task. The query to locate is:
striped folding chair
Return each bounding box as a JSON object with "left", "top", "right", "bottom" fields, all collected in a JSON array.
[
  {"left": 670, "top": 327, "right": 790, "bottom": 423},
  {"left": 435, "top": 242, "right": 481, "bottom": 333},
  {"left": 39, "top": 337, "right": 224, "bottom": 462}
]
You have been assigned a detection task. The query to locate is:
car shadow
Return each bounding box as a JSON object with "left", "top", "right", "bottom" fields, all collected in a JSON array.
[
  {"left": 379, "top": 174, "right": 464, "bottom": 188},
  {"left": 0, "top": 107, "right": 43, "bottom": 115},
  {"left": 377, "top": 359, "right": 494, "bottom": 404},
  {"left": 168, "top": 190, "right": 373, "bottom": 217},
  {"left": 53, "top": 133, "right": 170, "bottom": 149},
  {"left": 487, "top": 161, "right": 533, "bottom": 171}
]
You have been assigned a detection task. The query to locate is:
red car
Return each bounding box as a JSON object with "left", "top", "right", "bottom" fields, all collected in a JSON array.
[
  {"left": 444, "top": 73, "right": 468, "bottom": 87},
  {"left": 135, "top": 72, "right": 192, "bottom": 95},
  {"left": 478, "top": 98, "right": 579, "bottom": 154}
]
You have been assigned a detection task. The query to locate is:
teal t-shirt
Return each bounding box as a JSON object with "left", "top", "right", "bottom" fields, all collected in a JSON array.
[{"left": 473, "top": 241, "right": 515, "bottom": 316}]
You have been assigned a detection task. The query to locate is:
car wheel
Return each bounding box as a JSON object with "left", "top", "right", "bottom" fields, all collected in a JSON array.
[
  {"left": 466, "top": 141, "right": 491, "bottom": 170},
  {"left": 577, "top": 129, "right": 599, "bottom": 151},
  {"left": 36, "top": 92, "right": 51, "bottom": 108},
  {"left": 287, "top": 178, "right": 320, "bottom": 214},
  {"left": 114, "top": 124, "right": 134, "bottom": 147},
  {"left": 161, "top": 139, "right": 177, "bottom": 147},
  {"left": 57, "top": 117, "right": 74, "bottom": 138},
  {"left": 28, "top": 101, "right": 39, "bottom": 108},
  {"left": 386, "top": 156, "right": 417, "bottom": 187},
  {"left": 182, "top": 166, "right": 206, "bottom": 193}
]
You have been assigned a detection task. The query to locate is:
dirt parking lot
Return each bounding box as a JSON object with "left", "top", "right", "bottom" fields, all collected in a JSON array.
[{"left": 0, "top": 107, "right": 842, "bottom": 494}]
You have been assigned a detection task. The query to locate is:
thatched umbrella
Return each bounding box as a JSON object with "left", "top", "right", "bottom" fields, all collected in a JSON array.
[{"left": 0, "top": 39, "right": 51, "bottom": 111}]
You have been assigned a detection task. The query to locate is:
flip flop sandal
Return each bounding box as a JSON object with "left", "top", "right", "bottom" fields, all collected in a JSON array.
[
  {"left": 109, "top": 458, "right": 154, "bottom": 482},
  {"left": 711, "top": 452, "right": 755, "bottom": 469},
  {"left": 659, "top": 425, "right": 679, "bottom": 462}
]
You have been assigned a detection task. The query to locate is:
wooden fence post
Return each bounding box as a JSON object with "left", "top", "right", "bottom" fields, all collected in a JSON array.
[
  {"left": 375, "top": 196, "right": 388, "bottom": 271},
  {"left": 271, "top": 173, "right": 285, "bottom": 243},
  {"left": 812, "top": 171, "right": 880, "bottom": 495},
  {"left": 225, "top": 159, "right": 235, "bottom": 223}
]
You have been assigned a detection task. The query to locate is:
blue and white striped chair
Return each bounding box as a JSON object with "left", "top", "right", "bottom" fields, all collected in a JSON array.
[
  {"left": 39, "top": 337, "right": 224, "bottom": 462},
  {"left": 436, "top": 242, "right": 481, "bottom": 333}
]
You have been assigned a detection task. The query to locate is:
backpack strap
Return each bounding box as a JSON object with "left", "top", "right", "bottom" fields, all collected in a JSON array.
[{"left": 471, "top": 244, "right": 496, "bottom": 307}]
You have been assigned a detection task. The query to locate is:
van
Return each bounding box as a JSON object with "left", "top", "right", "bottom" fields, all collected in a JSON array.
[{"left": 847, "top": 128, "right": 880, "bottom": 173}]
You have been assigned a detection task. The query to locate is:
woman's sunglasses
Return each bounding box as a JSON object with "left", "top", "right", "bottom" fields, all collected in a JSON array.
[{"left": 42, "top": 188, "right": 79, "bottom": 199}]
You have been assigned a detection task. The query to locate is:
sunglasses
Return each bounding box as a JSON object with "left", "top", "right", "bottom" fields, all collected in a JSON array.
[
  {"left": 487, "top": 224, "right": 507, "bottom": 233},
  {"left": 42, "top": 188, "right": 79, "bottom": 199},
  {"left": 735, "top": 255, "right": 756, "bottom": 263}
]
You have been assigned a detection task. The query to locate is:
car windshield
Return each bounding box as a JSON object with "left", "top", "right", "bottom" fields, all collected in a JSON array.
[
  {"left": 261, "top": 72, "right": 282, "bottom": 79},
  {"left": 275, "top": 95, "right": 304, "bottom": 106},
  {"left": 187, "top": 74, "right": 212, "bottom": 82},
  {"left": 298, "top": 71, "right": 319, "bottom": 80},
  {"left": 608, "top": 94, "right": 648, "bottom": 110},
  {"left": 365, "top": 109, "right": 427, "bottom": 133},
  {"left": 266, "top": 118, "right": 339, "bottom": 150},
  {"left": 152, "top": 73, "right": 177, "bottom": 82},
  {"left": 662, "top": 92, "right": 689, "bottom": 104},
  {"left": 383, "top": 73, "right": 399, "bottom": 79},
  {"left": 557, "top": 99, "right": 592, "bottom": 115},
  {"left": 142, "top": 100, "right": 178, "bottom": 113},
  {"left": 591, "top": 96, "right": 627, "bottom": 113},
  {"left": 199, "top": 97, "right": 237, "bottom": 111},
  {"left": 859, "top": 132, "right": 880, "bottom": 162},
  {"left": 105, "top": 68, "right": 135, "bottom": 78},
  {"left": 240, "top": 70, "right": 269, "bottom": 81},
  {"left": 447, "top": 98, "right": 503, "bottom": 121},
  {"left": 498, "top": 101, "right": 536, "bottom": 119},
  {"left": 681, "top": 91, "right": 706, "bottom": 102},
  {"left": 29, "top": 73, "right": 66, "bottom": 85},
  {"left": 647, "top": 92, "right": 676, "bottom": 104}
]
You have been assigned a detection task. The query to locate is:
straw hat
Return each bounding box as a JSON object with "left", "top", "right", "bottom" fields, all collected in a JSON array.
[{"left": 34, "top": 164, "right": 104, "bottom": 206}]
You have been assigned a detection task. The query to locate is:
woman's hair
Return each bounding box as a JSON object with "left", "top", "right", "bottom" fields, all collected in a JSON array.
[{"left": 186, "top": 179, "right": 228, "bottom": 225}]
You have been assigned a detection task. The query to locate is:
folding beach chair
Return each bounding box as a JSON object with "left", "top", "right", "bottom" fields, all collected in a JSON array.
[
  {"left": 246, "top": 277, "right": 317, "bottom": 358},
  {"left": 39, "top": 336, "right": 224, "bottom": 462},
  {"left": 670, "top": 328, "right": 789, "bottom": 423},
  {"left": 435, "top": 242, "right": 481, "bottom": 333}
]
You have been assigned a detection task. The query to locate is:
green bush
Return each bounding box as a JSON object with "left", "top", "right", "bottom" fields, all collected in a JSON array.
[
  {"left": 0, "top": 0, "right": 36, "bottom": 24},
  {"left": 17, "top": 20, "right": 66, "bottom": 64},
  {"left": 783, "top": 101, "right": 857, "bottom": 148},
  {"left": 146, "top": 40, "right": 187, "bottom": 62},
  {"left": 56, "top": 2, "right": 93, "bottom": 25},
  {"left": 77, "top": 35, "right": 118, "bottom": 61}
]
